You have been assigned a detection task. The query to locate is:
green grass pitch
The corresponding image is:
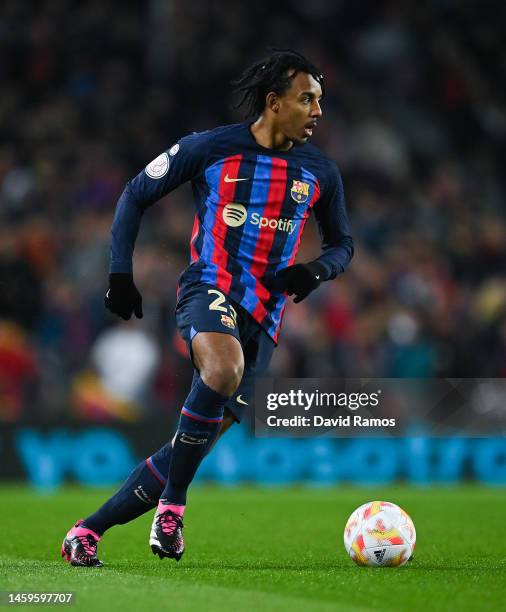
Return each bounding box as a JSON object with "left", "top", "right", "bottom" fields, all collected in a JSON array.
[{"left": 1, "top": 484, "right": 505, "bottom": 611}]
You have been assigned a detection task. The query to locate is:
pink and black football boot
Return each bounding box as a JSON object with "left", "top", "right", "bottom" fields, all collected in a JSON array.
[
  {"left": 149, "top": 503, "right": 185, "bottom": 561},
  {"left": 61, "top": 520, "right": 103, "bottom": 567}
]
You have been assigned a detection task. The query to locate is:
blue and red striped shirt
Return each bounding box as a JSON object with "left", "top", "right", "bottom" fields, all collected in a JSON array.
[{"left": 110, "top": 123, "right": 353, "bottom": 342}]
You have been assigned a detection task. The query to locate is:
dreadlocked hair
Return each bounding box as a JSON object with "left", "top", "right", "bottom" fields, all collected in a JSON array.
[{"left": 232, "top": 49, "right": 324, "bottom": 118}]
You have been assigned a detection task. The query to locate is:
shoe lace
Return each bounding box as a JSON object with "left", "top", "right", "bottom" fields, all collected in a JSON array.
[
  {"left": 77, "top": 534, "right": 97, "bottom": 556},
  {"left": 158, "top": 510, "right": 183, "bottom": 537}
]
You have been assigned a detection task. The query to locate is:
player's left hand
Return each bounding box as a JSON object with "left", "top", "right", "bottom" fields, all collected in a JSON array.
[{"left": 275, "top": 261, "right": 326, "bottom": 303}]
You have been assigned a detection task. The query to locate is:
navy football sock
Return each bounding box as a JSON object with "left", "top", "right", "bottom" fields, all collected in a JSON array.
[
  {"left": 83, "top": 443, "right": 173, "bottom": 536},
  {"left": 160, "top": 377, "right": 229, "bottom": 506}
]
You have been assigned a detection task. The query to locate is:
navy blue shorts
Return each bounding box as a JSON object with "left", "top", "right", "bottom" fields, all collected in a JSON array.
[{"left": 176, "top": 284, "right": 275, "bottom": 422}]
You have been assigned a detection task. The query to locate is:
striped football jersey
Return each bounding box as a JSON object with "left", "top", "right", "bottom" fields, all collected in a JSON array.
[{"left": 110, "top": 123, "right": 353, "bottom": 342}]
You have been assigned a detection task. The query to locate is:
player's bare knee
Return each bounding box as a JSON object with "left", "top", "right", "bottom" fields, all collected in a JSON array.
[{"left": 201, "top": 358, "right": 244, "bottom": 396}]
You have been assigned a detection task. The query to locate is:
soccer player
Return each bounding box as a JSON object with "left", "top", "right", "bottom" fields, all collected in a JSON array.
[{"left": 61, "top": 49, "right": 353, "bottom": 567}]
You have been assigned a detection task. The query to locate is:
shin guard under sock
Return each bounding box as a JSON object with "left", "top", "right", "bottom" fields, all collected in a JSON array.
[
  {"left": 83, "top": 443, "right": 173, "bottom": 535},
  {"left": 160, "top": 377, "right": 229, "bottom": 505}
]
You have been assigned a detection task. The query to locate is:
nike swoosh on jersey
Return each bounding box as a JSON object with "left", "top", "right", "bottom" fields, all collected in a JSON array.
[
  {"left": 224, "top": 174, "right": 249, "bottom": 183},
  {"left": 236, "top": 395, "right": 248, "bottom": 405}
]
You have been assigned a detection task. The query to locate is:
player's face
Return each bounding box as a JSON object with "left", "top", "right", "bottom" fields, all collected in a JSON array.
[{"left": 276, "top": 72, "right": 323, "bottom": 144}]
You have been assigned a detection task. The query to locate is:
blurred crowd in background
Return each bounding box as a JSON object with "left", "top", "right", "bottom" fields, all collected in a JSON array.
[{"left": 1, "top": 0, "right": 506, "bottom": 422}]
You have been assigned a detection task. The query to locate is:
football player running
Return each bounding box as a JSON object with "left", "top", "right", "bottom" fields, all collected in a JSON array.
[{"left": 61, "top": 49, "right": 353, "bottom": 567}]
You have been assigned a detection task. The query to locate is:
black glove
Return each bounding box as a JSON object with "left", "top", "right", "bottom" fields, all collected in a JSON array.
[
  {"left": 104, "top": 273, "right": 143, "bottom": 320},
  {"left": 275, "top": 261, "right": 326, "bottom": 303}
]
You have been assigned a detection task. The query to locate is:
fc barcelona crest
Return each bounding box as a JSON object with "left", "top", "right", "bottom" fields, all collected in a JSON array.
[
  {"left": 221, "top": 314, "right": 235, "bottom": 329},
  {"left": 290, "top": 180, "right": 310, "bottom": 203}
]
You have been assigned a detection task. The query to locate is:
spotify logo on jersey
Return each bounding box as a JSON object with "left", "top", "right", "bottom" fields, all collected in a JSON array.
[{"left": 222, "top": 203, "right": 247, "bottom": 227}]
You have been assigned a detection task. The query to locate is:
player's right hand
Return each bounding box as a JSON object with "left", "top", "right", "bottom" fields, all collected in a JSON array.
[{"left": 104, "top": 273, "right": 143, "bottom": 320}]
